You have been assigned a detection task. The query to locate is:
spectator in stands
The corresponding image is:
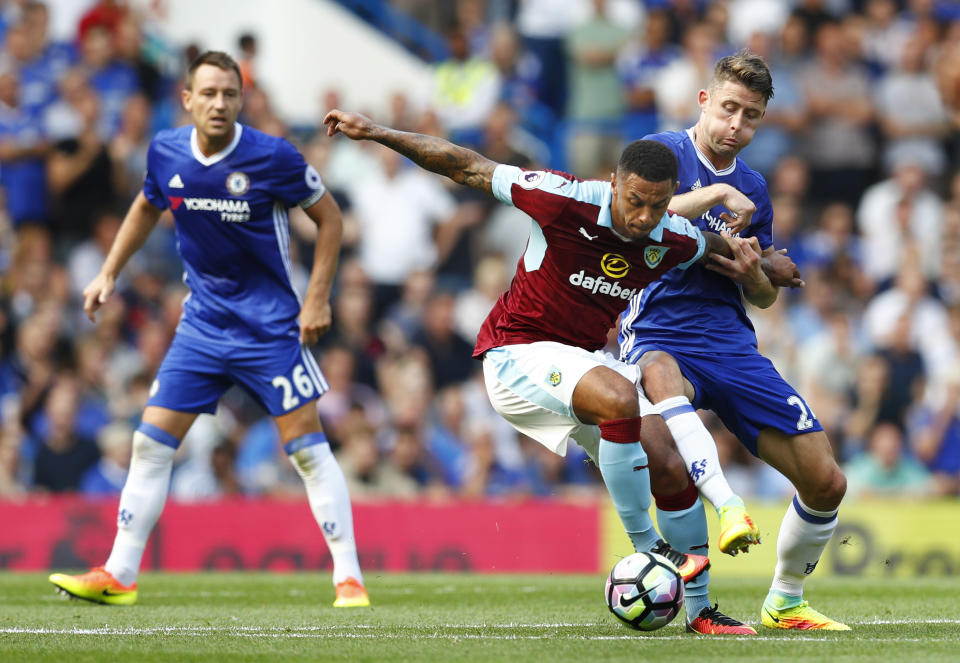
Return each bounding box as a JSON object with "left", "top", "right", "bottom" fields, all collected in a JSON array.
[
  {"left": 428, "top": 23, "right": 499, "bottom": 141},
  {"left": 29, "top": 374, "right": 100, "bottom": 492},
  {"left": 67, "top": 210, "right": 124, "bottom": 302},
  {"left": 453, "top": 253, "right": 509, "bottom": 344},
  {"left": 425, "top": 385, "right": 471, "bottom": 489},
  {"left": 316, "top": 283, "right": 384, "bottom": 390},
  {"left": 344, "top": 143, "right": 459, "bottom": 316},
  {"left": 45, "top": 68, "right": 117, "bottom": 243},
  {"left": 2, "top": 19, "right": 63, "bottom": 120},
  {"left": 845, "top": 422, "right": 933, "bottom": 498},
  {"left": 106, "top": 93, "right": 150, "bottom": 200},
  {"left": 801, "top": 202, "right": 871, "bottom": 302},
  {"left": 798, "top": 307, "right": 864, "bottom": 448},
  {"left": 338, "top": 421, "right": 420, "bottom": 500},
  {"left": 315, "top": 344, "right": 385, "bottom": 442},
  {"left": 737, "top": 29, "right": 808, "bottom": 176},
  {"left": 653, "top": 21, "right": 718, "bottom": 132},
  {"left": 114, "top": 14, "right": 164, "bottom": 103},
  {"left": 860, "top": 0, "right": 914, "bottom": 75},
  {"left": 616, "top": 8, "right": 679, "bottom": 141},
  {"left": 78, "top": 23, "right": 138, "bottom": 138},
  {"left": 384, "top": 424, "right": 451, "bottom": 498},
  {"left": 514, "top": 0, "right": 582, "bottom": 119},
  {"left": 237, "top": 32, "right": 258, "bottom": 90},
  {"left": 0, "top": 67, "right": 50, "bottom": 228},
  {"left": 383, "top": 269, "right": 435, "bottom": 343},
  {"left": 857, "top": 154, "right": 944, "bottom": 287},
  {"left": 801, "top": 20, "right": 876, "bottom": 206},
  {"left": 77, "top": 0, "right": 127, "bottom": 43},
  {"left": 909, "top": 365, "right": 960, "bottom": 496},
  {"left": 411, "top": 289, "right": 476, "bottom": 390},
  {"left": 80, "top": 420, "right": 131, "bottom": 495},
  {"left": 864, "top": 262, "right": 954, "bottom": 383},
  {"left": 563, "top": 0, "right": 631, "bottom": 177},
  {"left": 460, "top": 419, "right": 530, "bottom": 497},
  {"left": 876, "top": 33, "right": 950, "bottom": 179},
  {"left": 487, "top": 22, "right": 551, "bottom": 145}
]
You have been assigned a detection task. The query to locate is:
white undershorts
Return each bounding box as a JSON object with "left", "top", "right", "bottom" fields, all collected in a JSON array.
[{"left": 481, "top": 341, "right": 655, "bottom": 457}]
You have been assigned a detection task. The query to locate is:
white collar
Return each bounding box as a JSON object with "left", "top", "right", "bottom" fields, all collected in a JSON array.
[
  {"left": 191, "top": 122, "right": 243, "bottom": 166},
  {"left": 686, "top": 127, "right": 737, "bottom": 177}
]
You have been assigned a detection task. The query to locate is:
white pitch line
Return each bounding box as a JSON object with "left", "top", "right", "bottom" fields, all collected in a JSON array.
[
  {"left": 1, "top": 618, "right": 957, "bottom": 643},
  {"left": 0, "top": 628, "right": 945, "bottom": 643}
]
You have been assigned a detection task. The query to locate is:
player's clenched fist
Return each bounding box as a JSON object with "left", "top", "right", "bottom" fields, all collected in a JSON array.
[
  {"left": 299, "top": 302, "right": 332, "bottom": 346},
  {"left": 323, "top": 109, "right": 376, "bottom": 140}
]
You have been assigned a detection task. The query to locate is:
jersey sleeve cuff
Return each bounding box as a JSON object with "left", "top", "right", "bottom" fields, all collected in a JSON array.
[
  {"left": 298, "top": 185, "right": 327, "bottom": 209},
  {"left": 678, "top": 230, "right": 706, "bottom": 270},
  {"left": 491, "top": 164, "right": 520, "bottom": 206}
]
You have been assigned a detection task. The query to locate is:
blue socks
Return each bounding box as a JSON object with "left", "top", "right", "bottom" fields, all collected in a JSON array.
[
  {"left": 597, "top": 418, "right": 660, "bottom": 553},
  {"left": 655, "top": 482, "right": 711, "bottom": 621}
]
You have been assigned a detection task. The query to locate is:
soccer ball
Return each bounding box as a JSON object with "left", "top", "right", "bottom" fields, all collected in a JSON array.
[{"left": 604, "top": 552, "right": 684, "bottom": 631}]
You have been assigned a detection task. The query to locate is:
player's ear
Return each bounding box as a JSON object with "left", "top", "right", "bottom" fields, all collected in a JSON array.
[
  {"left": 698, "top": 88, "right": 710, "bottom": 109},
  {"left": 181, "top": 87, "right": 191, "bottom": 112}
]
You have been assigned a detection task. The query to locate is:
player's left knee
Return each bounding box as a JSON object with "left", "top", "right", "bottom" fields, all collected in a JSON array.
[{"left": 811, "top": 465, "right": 846, "bottom": 508}]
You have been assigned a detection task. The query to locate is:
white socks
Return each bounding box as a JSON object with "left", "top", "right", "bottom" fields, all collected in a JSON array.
[
  {"left": 286, "top": 434, "right": 363, "bottom": 586},
  {"left": 654, "top": 396, "right": 735, "bottom": 509},
  {"left": 105, "top": 429, "right": 177, "bottom": 586},
  {"left": 770, "top": 495, "right": 838, "bottom": 596}
]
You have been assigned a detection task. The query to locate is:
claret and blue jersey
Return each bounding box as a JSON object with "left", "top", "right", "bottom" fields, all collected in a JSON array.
[
  {"left": 142, "top": 122, "right": 326, "bottom": 344},
  {"left": 619, "top": 128, "right": 774, "bottom": 358}
]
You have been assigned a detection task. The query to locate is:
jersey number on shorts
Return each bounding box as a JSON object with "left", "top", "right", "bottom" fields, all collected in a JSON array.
[
  {"left": 272, "top": 365, "right": 315, "bottom": 410},
  {"left": 786, "top": 395, "right": 814, "bottom": 431}
]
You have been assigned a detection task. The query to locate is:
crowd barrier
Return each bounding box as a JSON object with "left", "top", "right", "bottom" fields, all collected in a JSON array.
[
  {"left": 603, "top": 499, "right": 960, "bottom": 578},
  {"left": 0, "top": 496, "right": 599, "bottom": 573},
  {"left": 2, "top": 496, "right": 957, "bottom": 576}
]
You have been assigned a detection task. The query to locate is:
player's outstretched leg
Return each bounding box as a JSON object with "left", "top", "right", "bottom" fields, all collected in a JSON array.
[
  {"left": 758, "top": 429, "right": 848, "bottom": 630},
  {"left": 654, "top": 396, "right": 760, "bottom": 555},
  {"left": 760, "top": 496, "right": 849, "bottom": 631},
  {"left": 596, "top": 417, "right": 711, "bottom": 584},
  {"left": 49, "top": 423, "right": 179, "bottom": 605},
  {"left": 654, "top": 485, "right": 755, "bottom": 635},
  {"left": 286, "top": 432, "right": 369, "bottom": 607}
]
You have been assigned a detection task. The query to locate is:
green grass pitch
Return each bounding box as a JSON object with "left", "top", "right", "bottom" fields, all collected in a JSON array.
[{"left": 1, "top": 573, "right": 958, "bottom": 662}]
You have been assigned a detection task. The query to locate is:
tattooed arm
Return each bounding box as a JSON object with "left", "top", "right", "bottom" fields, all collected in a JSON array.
[{"left": 323, "top": 109, "right": 497, "bottom": 194}]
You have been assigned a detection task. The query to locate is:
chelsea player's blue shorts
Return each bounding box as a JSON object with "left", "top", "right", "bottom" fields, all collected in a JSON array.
[
  {"left": 624, "top": 343, "right": 822, "bottom": 456},
  {"left": 147, "top": 329, "right": 328, "bottom": 417}
]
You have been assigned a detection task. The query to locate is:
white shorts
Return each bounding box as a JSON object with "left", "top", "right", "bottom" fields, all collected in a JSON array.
[{"left": 481, "top": 341, "right": 655, "bottom": 457}]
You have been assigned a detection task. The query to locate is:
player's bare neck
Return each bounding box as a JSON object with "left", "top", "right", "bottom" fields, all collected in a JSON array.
[{"left": 196, "top": 128, "right": 234, "bottom": 157}]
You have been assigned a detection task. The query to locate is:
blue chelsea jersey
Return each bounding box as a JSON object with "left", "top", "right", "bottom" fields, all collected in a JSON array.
[
  {"left": 619, "top": 128, "right": 774, "bottom": 355},
  {"left": 142, "top": 123, "right": 326, "bottom": 344}
]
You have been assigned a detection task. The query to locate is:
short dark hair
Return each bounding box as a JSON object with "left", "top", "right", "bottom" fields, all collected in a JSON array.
[
  {"left": 185, "top": 50, "right": 242, "bottom": 90},
  {"left": 617, "top": 139, "right": 678, "bottom": 184},
  {"left": 710, "top": 49, "right": 774, "bottom": 103}
]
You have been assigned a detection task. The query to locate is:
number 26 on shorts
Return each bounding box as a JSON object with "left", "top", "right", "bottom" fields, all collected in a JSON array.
[{"left": 272, "top": 365, "right": 315, "bottom": 410}]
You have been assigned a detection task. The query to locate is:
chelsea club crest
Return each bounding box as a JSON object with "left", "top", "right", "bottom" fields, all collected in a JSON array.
[
  {"left": 226, "top": 171, "right": 250, "bottom": 195},
  {"left": 644, "top": 245, "right": 669, "bottom": 269}
]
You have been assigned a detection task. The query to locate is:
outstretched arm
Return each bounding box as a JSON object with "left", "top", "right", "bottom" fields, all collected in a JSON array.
[{"left": 324, "top": 109, "right": 498, "bottom": 194}]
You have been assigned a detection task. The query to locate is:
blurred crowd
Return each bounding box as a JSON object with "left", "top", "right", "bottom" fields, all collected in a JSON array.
[{"left": 1, "top": 0, "right": 959, "bottom": 504}]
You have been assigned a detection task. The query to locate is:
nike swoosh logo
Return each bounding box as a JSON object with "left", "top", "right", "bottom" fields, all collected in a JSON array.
[
  {"left": 101, "top": 588, "right": 126, "bottom": 596},
  {"left": 619, "top": 586, "right": 655, "bottom": 607},
  {"left": 763, "top": 607, "right": 780, "bottom": 623}
]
